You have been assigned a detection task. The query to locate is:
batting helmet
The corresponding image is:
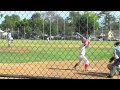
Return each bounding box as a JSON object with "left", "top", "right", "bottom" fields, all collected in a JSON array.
[{"left": 82, "top": 37, "right": 87, "bottom": 44}]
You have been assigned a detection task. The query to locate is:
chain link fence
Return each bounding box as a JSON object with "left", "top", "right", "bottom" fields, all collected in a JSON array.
[{"left": 0, "top": 11, "right": 120, "bottom": 79}]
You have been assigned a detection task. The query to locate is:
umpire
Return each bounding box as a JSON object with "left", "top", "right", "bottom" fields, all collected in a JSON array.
[{"left": 107, "top": 41, "right": 120, "bottom": 78}]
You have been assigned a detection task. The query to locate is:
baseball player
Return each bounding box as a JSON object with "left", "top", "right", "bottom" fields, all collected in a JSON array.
[
  {"left": 7, "top": 30, "right": 13, "bottom": 47},
  {"left": 73, "top": 37, "right": 90, "bottom": 72},
  {"left": 107, "top": 41, "right": 120, "bottom": 78}
]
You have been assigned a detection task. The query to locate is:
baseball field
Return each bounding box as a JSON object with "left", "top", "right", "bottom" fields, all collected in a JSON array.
[{"left": 0, "top": 39, "right": 119, "bottom": 79}]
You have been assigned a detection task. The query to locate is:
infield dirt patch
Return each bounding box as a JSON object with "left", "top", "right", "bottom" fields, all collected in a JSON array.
[
  {"left": 0, "top": 60, "right": 119, "bottom": 79},
  {"left": 0, "top": 47, "right": 32, "bottom": 52}
]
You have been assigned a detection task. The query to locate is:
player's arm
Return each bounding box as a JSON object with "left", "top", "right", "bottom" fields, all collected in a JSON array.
[{"left": 85, "top": 40, "right": 90, "bottom": 48}]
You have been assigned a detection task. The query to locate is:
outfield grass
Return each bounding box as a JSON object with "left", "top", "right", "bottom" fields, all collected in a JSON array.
[{"left": 0, "top": 39, "right": 116, "bottom": 63}]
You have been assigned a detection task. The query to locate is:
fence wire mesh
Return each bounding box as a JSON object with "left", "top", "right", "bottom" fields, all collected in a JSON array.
[{"left": 0, "top": 11, "right": 120, "bottom": 79}]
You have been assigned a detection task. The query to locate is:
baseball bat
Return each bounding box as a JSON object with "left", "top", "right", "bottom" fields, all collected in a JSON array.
[
  {"left": 76, "top": 32, "right": 84, "bottom": 38},
  {"left": 77, "top": 32, "right": 91, "bottom": 42}
]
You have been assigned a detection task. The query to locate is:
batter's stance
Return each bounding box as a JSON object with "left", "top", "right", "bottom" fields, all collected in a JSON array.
[{"left": 73, "top": 37, "right": 90, "bottom": 72}]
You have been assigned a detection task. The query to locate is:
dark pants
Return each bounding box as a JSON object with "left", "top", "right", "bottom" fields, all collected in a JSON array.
[{"left": 107, "top": 64, "right": 120, "bottom": 77}]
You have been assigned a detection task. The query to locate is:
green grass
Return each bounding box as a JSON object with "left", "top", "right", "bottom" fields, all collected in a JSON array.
[{"left": 0, "top": 39, "right": 115, "bottom": 63}]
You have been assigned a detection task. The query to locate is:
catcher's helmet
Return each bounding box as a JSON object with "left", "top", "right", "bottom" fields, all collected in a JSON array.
[{"left": 114, "top": 41, "right": 120, "bottom": 46}]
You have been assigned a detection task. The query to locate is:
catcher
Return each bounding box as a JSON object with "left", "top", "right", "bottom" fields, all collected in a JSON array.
[
  {"left": 73, "top": 37, "right": 90, "bottom": 72},
  {"left": 107, "top": 41, "right": 120, "bottom": 78}
]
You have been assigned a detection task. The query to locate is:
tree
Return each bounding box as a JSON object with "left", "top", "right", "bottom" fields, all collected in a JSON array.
[
  {"left": 66, "top": 11, "right": 99, "bottom": 38},
  {"left": 0, "top": 14, "right": 3, "bottom": 18},
  {"left": 15, "top": 18, "right": 32, "bottom": 39},
  {"left": 66, "top": 11, "right": 81, "bottom": 35},
  {"left": 98, "top": 11, "right": 116, "bottom": 30},
  {"left": 43, "top": 11, "right": 56, "bottom": 21},
  {"left": 30, "top": 13, "right": 43, "bottom": 39},
  {"left": 78, "top": 11, "right": 99, "bottom": 38},
  {"left": 42, "top": 11, "right": 60, "bottom": 36},
  {"left": 53, "top": 15, "right": 64, "bottom": 35},
  {"left": 1, "top": 14, "right": 20, "bottom": 30}
]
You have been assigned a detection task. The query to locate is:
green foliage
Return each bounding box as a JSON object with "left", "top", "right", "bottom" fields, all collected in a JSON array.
[
  {"left": 1, "top": 14, "right": 20, "bottom": 29},
  {"left": 66, "top": 11, "right": 99, "bottom": 37},
  {"left": 98, "top": 11, "right": 116, "bottom": 30}
]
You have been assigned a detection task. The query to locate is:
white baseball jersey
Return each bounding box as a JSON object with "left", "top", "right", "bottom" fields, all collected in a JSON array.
[
  {"left": 77, "top": 43, "right": 89, "bottom": 65},
  {"left": 79, "top": 43, "right": 86, "bottom": 55}
]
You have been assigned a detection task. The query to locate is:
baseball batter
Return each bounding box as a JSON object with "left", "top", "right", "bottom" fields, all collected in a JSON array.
[{"left": 73, "top": 37, "right": 90, "bottom": 72}]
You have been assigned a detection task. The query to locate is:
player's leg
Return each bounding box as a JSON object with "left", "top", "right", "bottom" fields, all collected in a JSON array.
[
  {"left": 73, "top": 55, "right": 83, "bottom": 69},
  {"left": 107, "top": 64, "right": 113, "bottom": 76},
  {"left": 107, "top": 63, "right": 120, "bottom": 76},
  {"left": 82, "top": 55, "right": 89, "bottom": 71},
  {"left": 8, "top": 40, "right": 11, "bottom": 47},
  {"left": 116, "top": 65, "right": 120, "bottom": 75},
  {"left": 107, "top": 63, "right": 112, "bottom": 70},
  {"left": 107, "top": 65, "right": 117, "bottom": 78}
]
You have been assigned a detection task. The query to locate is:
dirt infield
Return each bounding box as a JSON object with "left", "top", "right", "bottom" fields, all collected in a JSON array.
[
  {"left": 0, "top": 60, "right": 120, "bottom": 79},
  {"left": 0, "top": 47, "right": 32, "bottom": 52},
  {"left": 0, "top": 43, "right": 112, "bottom": 53},
  {"left": 0, "top": 43, "right": 113, "bottom": 48}
]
